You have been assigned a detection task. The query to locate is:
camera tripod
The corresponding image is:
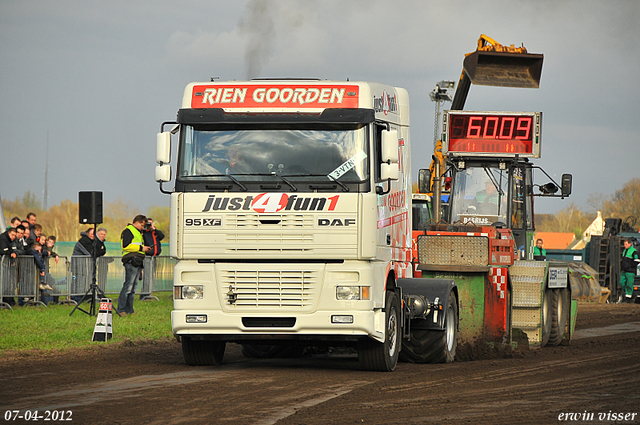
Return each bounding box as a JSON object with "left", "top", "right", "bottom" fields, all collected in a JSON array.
[{"left": 69, "top": 282, "right": 116, "bottom": 316}]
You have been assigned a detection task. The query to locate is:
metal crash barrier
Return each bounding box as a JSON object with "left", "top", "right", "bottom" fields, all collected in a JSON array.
[{"left": 0, "top": 255, "right": 176, "bottom": 309}]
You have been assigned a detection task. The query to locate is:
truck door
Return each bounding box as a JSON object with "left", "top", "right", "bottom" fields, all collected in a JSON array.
[{"left": 510, "top": 165, "right": 534, "bottom": 259}]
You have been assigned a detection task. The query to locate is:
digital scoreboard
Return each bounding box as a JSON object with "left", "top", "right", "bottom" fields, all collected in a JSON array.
[{"left": 442, "top": 111, "right": 541, "bottom": 158}]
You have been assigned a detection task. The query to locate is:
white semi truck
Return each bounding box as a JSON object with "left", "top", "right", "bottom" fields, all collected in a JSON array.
[{"left": 156, "top": 80, "right": 459, "bottom": 371}]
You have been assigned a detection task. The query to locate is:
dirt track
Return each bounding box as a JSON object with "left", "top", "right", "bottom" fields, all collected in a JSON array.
[{"left": 1, "top": 302, "right": 639, "bottom": 425}]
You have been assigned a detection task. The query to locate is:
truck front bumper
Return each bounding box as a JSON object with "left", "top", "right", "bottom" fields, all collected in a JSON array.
[{"left": 172, "top": 309, "right": 384, "bottom": 343}]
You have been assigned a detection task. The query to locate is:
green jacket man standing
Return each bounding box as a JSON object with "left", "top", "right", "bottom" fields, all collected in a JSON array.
[
  {"left": 533, "top": 238, "right": 547, "bottom": 261},
  {"left": 620, "top": 238, "right": 639, "bottom": 303}
]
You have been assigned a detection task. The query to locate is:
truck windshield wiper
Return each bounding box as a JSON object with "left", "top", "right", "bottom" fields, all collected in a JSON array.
[
  {"left": 195, "top": 174, "right": 248, "bottom": 191},
  {"left": 327, "top": 175, "right": 349, "bottom": 192},
  {"left": 240, "top": 173, "right": 298, "bottom": 192},
  {"left": 201, "top": 174, "right": 248, "bottom": 191},
  {"left": 288, "top": 173, "right": 350, "bottom": 192}
]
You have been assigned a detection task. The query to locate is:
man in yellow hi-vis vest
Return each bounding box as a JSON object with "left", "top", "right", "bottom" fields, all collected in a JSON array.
[{"left": 116, "top": 215, "right": 151, "bottom": 315}]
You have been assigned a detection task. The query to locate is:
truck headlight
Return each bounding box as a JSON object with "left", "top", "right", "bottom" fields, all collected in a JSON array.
[
  {"left": 336, "top": 286, "right": 370, "bottom": 300},
  {"left": 175, "top": 285, "right": 204, "bottom": 300}
]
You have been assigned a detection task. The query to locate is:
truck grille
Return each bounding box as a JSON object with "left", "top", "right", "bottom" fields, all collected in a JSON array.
[
  {"left": 219, "top": 268, "right": 319, "bottom": 309},
  {"left": 226, "top": 214, "right": 314, "bottom": 228},
  {"left": 418, "top": 235, "right": 489, "bottom": 267}
]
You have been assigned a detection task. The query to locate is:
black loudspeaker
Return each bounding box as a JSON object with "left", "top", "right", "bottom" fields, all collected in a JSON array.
[{"left": 79, "top": 191, "right": 103, "bottom": 224}]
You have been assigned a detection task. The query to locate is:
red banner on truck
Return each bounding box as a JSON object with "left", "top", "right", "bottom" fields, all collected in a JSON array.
[{"left": 191, "top": 84, "right": 360, "bottom": 109}]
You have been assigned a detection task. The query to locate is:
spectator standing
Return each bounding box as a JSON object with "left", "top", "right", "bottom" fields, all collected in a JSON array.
[
  {"left": 42, "top": 236, "right": 59, "bottom": 264},
  {"left": 0, "top": 227, "right": 17, "bottom": 258},
  {"left": 9, "top": 217, "right": 21, "bottom": 229},
  {"left": 73, "top": 228, "right": 95, "bottom": 256},
  {"left": 42, "top": 236, "right": 60, "bottom": 304},
  {"left": 143, "top": 218, "right": 164, "bottom": 256},
  {"left": 94, "top": 228, "right": 111, "bottom": 292},
  {"left": 0, "top": 227, "right": 18, "bottom": 306},
  {"left": 533, "top": 239, "right": 547, "bottom": 261},
  {"left": 12, "top": 225, "right": 28, "bottom": 256},
  {"left": 141, "top": 218, "right": 164, "bottom": 300},
  {"left": 70, "top": 228, "right": 96, "bottom": 304},
  {"left": 95, "top": 228, "right": 108, "bottom": 258},
  {"left": 116, "top": 215, "right": 150, "bottom": 315},
  {"left": 620, "top": 238, "right": 640, "bottom": 303},
  {"left": 26, "top": 213, "right": 37, "bottom": 234},
  {"left": 28, "top": 241, "right": 51, "bottom": 291},
  {"left": 29, "top": 224, "right": 43, "bottom": 244}
]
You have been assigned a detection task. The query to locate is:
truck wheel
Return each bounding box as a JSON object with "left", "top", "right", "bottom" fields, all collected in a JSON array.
[
  {"left": 358, "top": 291, "right": 400, "bottom": 372},
  {"left": 182, "top": 336, "right": 225, "bottom": 366},
  {"left": 541, "top": 286, "right": 552, "bottom": 347},
  {"left": 548, "top": 288, "right": 568, "bottom": 346},
  {"left": 400, "top": 292, "right": 458, "bottom": 364}
]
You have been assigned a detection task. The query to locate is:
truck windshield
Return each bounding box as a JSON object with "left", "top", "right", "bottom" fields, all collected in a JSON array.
[
  {"left": 178, "top": 125, "right": 369, "bottom": 182},
  {"left": 450, "top": 167, "right": 508, "bottom": 226}
]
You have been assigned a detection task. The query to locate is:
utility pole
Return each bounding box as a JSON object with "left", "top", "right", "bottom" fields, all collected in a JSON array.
[{"left": 44, "top": 130, "right": 49, "bottom": 210}]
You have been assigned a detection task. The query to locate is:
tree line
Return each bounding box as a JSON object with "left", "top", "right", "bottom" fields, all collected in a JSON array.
[
  {"left": 410, "top": 178, "right": 640, "bottom": 238},
  {"left": 536, "top": 177, "right": 640, "bottom": 237},
  {"left": 2, "top": 191, "right": 170, "bottom": 243},
  {"left": 4, "top": 178, "right": 640, "bottom": 243}
]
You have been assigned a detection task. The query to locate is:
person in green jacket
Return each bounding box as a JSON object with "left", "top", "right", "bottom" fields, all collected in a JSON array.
[
  {"left": 620, "top": 238, "right": 639, "bottom": 303},
  {"left": 533, "top": 238, "right": 547, "bottom": 261},
  {"left": 116, "top": 215, "right": 151, "bottom": 315}
]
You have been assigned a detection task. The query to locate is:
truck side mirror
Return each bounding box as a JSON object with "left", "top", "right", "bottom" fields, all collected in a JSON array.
[
  {"left": 381, "top": 129, "right": 399, "bottom": 163},
  {"left": 155, "top": 164, "right": 171, "bottom": 183},
  {"left": 381, "top": 163, "right": 399, "bottom": 181},
  {"left": 418, "top": 169, "right": 431, "bottom": 193},
  {"left": 561, "top": 174, "right": 572, "bottom": 197},
  {"left": 157, "top": 132, "right": 171, "bottom": 164}
]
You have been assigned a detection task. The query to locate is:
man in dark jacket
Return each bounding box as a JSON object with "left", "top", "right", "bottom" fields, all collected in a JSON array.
[
  {"left": 12, "top": 225, "right": 28, "bottom": 256},
  {"left": 0, "top": 228, "right": 18, "bottom": 306},
  {"left": 73, "top": 228, "right": 95, "bottom": 256},
  {"left": 140, "top": 218, "right": 164, "bottom": 300},
  {"left": 95, "top": 228, "right": 108, "bottom": 258},
  {"left": 142, "top": 218, "right": 164, "bottom": 256},
  {"left": 0, "top": 227, "right": 17, "bottom": 258}
]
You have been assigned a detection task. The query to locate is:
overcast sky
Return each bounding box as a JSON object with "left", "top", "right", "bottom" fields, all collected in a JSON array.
[{"left": 1, "top": 0, "right": 638, "bottom": 216}]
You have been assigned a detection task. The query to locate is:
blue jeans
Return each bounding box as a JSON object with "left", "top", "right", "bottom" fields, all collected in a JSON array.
[{"left": 117, "top": 262, "right": 142, "bottom": 314}]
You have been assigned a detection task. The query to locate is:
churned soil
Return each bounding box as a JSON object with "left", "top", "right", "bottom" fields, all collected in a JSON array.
[{"left": 1, "top": 301, "right": 639, "bottom": 425}]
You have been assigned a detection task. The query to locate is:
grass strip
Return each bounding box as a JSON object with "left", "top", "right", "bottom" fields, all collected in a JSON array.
[{"left": 0, "top": 294, "right": 173, "bottom": 353}]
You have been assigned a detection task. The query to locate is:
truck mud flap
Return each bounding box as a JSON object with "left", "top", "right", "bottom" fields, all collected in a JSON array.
[{"left": 510, "top": 261, "right": 547, "bottom": 348}]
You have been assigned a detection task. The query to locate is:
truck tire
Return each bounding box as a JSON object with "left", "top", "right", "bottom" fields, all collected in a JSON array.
[
  {"left": 358, "top": 291, "right": 400, "bottom": 372},
  {"left": 541, "top": 286, "right": 552, "bottom": 347},
  {"left": 182, "top": 336, "right": 225, "bottom": 366},
  {"left": 548, "top": 288, "right": 568, "bottom": 346},
  {"left": 400, "top": 292, "right": 458, "bottom": 364}
]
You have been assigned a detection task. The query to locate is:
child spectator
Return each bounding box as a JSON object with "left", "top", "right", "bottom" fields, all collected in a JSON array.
[
  {"left": 28, "top": 241, "right": 52, "bottom": 291},
  {"left": 43, "top": 236, "right": 60, "bottom": 264},
  {"left": 30, "top": 224, "right": 43, "bottom": 244}
]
